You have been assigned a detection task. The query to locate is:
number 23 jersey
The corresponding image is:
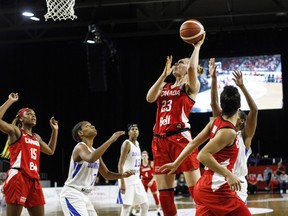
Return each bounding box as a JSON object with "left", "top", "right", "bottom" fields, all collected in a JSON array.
[{"left": 153, "top": 83, "right": 195, "bottom": 134}]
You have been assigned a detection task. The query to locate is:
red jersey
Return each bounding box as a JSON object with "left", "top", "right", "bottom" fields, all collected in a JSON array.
[
  {"left": 9, "top": 129, "right": 41, "bottom": 179},
  {"left": 153, "top": 83, "right": 195, "bottom": 134},
  {"left": 207, "top": 115, "right": 239, "bottom": 175},
  {"left": 140, "top": 160, "right": 159, "bottom": 193},
  {"left": 140, "top": 160, "right": 154, "bottom": 180},
  {"left": 193, "top": 116, "right": 250, "bottom": 216}
]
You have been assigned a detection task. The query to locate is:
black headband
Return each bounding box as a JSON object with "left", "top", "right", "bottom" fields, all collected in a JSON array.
[{"left": 127, "top": 124, "right": 138, "bottom": 131}]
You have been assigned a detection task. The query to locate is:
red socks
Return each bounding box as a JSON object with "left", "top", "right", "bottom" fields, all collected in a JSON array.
[
  {"left": 153, "top": 193, "right": 160, "bottom": 206},
  {"left": 159, "top": 189, "right": 177, "bottom": 216}
]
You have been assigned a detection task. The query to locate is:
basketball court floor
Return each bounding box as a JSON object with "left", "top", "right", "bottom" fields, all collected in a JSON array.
[{"left": 0, "top": 192, "right": 286, "bottom": 215}]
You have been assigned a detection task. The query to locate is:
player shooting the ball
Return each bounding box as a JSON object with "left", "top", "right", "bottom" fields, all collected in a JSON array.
[{"left": 146, "top": 31, "right": 205, "bottom": 216}]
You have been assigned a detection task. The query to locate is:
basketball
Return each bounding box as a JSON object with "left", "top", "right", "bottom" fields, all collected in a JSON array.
[{"left": 179, "top": 19, "right": 204, "bottom": 44}]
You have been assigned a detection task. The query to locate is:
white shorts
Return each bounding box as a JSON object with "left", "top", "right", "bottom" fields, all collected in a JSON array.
[
  {"left": 119, "top": 183, "right": 148, "bottom": 206},
  {"left": 60, "top": 186, "right": 97, "bottom": 216},
  {"left": 236, "top": 176, "right": 248, "bottom": 204}
]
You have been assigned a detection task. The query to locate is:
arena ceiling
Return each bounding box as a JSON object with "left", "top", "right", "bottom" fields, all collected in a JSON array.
[{"left": 0, "top": 0, "right": 288, "bottom": 44}]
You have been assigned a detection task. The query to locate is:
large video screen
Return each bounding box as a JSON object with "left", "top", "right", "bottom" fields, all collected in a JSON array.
[{"left": 192, "top": 54, "right": 283, "bottom": 113}]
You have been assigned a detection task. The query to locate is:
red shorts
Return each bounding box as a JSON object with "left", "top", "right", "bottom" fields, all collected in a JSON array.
[
  {"left": 194, "top": 174, "right": 251, "bottom": 216},
  {"left": 142, "top": 179, "right": 158, "bottom": 192},
  {"left": 152, "top": 130, "right": 199, "bottom": 174},
  {"left": 3, "top": 169, "right": 45, "bottom": 208}
]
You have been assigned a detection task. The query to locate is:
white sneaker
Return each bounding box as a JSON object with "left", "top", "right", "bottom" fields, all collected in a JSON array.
[{"left": 280, "top": 189, "right": 283, "bottom": 194}]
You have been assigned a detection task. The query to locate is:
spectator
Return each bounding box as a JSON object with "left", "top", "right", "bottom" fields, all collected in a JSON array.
[
  {"left": 275, "top": 161, "right": 285, "bottom": 175},
  {"left": 268, "top": 172, "right": 280, "bottom": 193},
  {"left": 175, "top": 173, "right": 188, "bottom": 196},
  {"left": 255, "top": 153, "right": 262, "bottom": 165},
  {"left": 248, "top": 153, "right": 258, "bottom": 166},
  {"left": 279, "top": 170, "right": 288, "bottom": 194},
  {"left": 263, "top": 166, "right": 273, "bottom": 190},
  {"left": 247, "top": 174, "right": 258, "bottom": 194}
]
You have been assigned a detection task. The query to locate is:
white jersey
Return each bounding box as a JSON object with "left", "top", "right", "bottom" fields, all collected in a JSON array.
[
  {"left": 233, "top": 131, "right": 252, "bottom": 177},
  {"left": 120, "top": 139, "right": 142, "bottom": 185},
  {"left": 63, "top": 142, "right": 100, "bottom": 193},
  {"left": 117, "top": 139, "right": 148, "bottom": 207},
  {"left": 234, "top": 131, "right": 252, "bottom": 203}
]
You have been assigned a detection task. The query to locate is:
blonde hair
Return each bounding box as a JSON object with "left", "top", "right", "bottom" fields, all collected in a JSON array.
[{"left": 197, "top": 65, "right": 204, "bottom": 74}]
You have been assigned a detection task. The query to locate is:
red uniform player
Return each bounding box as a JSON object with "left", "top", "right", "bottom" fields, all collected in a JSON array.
[{"left": 140, "top": 150, "right": 161, "bottom": 215}]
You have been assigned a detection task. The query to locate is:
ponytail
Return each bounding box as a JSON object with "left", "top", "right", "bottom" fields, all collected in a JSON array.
[{"left": 0, "top": 117, "right": 19, "bottom": 159}]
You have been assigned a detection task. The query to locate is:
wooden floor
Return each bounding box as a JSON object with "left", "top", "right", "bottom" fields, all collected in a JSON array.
[
  {"left": 245, "top": 192, "right": 288, "bottom": 216},
  {"left": 0, "top": 191, "right": 287, "bottom": 215}
]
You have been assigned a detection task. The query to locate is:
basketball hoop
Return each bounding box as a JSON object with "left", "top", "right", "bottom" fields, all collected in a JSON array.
[{"left": 44, "top": 0, "right": 77, "bottom": 21}]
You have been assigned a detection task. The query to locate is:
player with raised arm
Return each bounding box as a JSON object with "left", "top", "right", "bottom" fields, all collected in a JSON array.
[
  {"left": 60, "top": 121, "right": 134, "bottom": 216},
  {"left": 209, "top": 58, "right": 258, "bottom": 203},
  {"left": 146, "top": 33, "right": 205, "bottom": 216},
  {"left": 0, "top": 92, "right": 58, "bottom": 216},
  {"left": 159, "top": 85, "right": 252, "bottom": 215}
]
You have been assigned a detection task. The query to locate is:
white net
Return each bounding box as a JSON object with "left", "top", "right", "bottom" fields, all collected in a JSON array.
[{"left": 44, "top": 0, "right": 77, "bottom": 21}]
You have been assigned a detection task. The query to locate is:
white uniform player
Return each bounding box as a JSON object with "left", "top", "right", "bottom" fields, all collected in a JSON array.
[
  {"left": 118, "top": 140, "right": 148, "bottom": 206},
  {"left": 59, "top": 121, "right": 133, "bottom": 216},
  {"left": 60, "top": 142, "right": 99, "bottom": 216},
  {"left": 234, "top": 131, "right": 252, "bottom": 203},
  {"left": 118, "top": 124, "right": 149, "bottom": 216}
]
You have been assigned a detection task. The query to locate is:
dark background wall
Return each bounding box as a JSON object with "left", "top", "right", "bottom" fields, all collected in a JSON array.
[{"left": 0, "top": 28, "right": 287, "bottom": 186}]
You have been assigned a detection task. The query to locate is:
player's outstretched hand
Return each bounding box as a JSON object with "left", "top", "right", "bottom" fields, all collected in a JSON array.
[
  {"left": 49, "top": 117, "right": 59, "bottom": 130},
  {"left": 163, "top": 55, "right": 175, "bottom": 78},
  {"left": 8, "top": 92, "right": 19, "bottom": 103},
  {"left": 110, "top": 131, "right": 125, "bottom": 143},
  {"left": 232, "top": 70, "right": 244, "bottom": 87},
  {"left": 122, "top": 170, "right": 135, "bottom": 178}
]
